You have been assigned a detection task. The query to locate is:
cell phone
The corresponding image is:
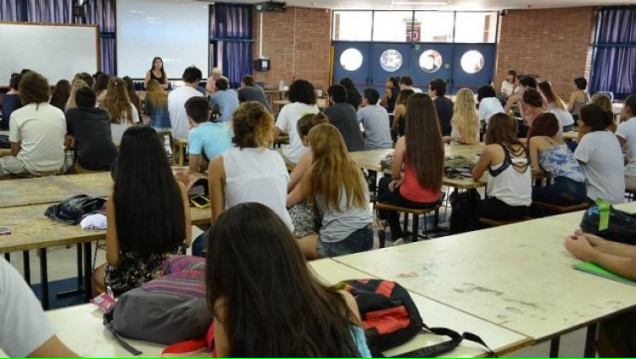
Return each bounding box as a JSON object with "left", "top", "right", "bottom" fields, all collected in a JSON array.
[
  {"left": 190, "top": 194, "right": 211, "bottom": 209},
  {"left": 0, "top": 226, "right": 12, "bottom": 235}
]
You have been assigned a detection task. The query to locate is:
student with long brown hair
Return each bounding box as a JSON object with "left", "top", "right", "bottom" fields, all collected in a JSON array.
[
  {"left": 287, "top": 124, "right": 373, "bottom": 258},
  {"left": 206, "top": 202, "right": 371, "bottom": 357},
  {"left": 378, "top": 93, "right": 444, "bottom": 242},
  {"left": 391, "top": 88, "right": 414, "bottom": 138},
  {"left": 538, "top": 81, "right": 575, "bottom": 132},
  {"left": 49, "top": 79, "right": 71, "bottom": 112},
  {"left": 144, "top": 79, "right": 171, "bottom": 130},
  {"left": 101, "top": 77, "right": 140, "bottom": 143},
  {"left": 471, "top": 113, "right": 531, "bottom": 222}
]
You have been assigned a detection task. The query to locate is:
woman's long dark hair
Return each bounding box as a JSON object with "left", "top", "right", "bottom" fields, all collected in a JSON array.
[
  {"left": 49, "top": 79, "right": 71, "bottom": 112},
  {"left": 206, "top": 203, "right": 361, "bottom": 357},
  {"left": 404, "top": 93, "right": 444, "bottom": 191},
  {"left": 150, "top": 56, "right": 166, "bottom": 83},
  {"left": 113, "top": 126, "right": 185, "bottom": 257}
]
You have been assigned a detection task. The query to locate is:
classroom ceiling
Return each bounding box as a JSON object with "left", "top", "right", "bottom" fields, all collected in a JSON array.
[{"left": 208, "top": 0, "right": 633, "bottom": 10}]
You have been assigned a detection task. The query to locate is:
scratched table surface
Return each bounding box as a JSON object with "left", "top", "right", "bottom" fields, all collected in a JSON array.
[
  {"left": 334, "top": 202, "right": 636, "bottom": 343},
  {"left": 310, "top": 259, "right": 531, "bottom": 357},
  {"left": 0, "top": 176, "right": 77, "bottom": 208}
]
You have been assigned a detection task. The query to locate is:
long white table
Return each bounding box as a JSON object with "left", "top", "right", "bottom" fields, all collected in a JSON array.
[{"left": 333, "top": 202, "right": 636, "bottom": 357}]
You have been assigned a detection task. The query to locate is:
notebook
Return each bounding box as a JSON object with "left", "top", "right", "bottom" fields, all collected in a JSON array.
[{"left": 573, "top": 261, "right": 636, "bottom": 286}]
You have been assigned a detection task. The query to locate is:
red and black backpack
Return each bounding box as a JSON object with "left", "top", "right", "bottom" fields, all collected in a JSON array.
[{"left": 339, "top": 279, "right": 494, "bottom": 358}]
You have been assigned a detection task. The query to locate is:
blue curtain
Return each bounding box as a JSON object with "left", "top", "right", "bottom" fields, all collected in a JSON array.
[
  {"left": 214, "top": 3, "right": 252, "bottom": 88},
  {"left": 27, "top": 0, "right": 73, "bottom": 23},
  {"left": 0, "top": 0, "right": 25, "bottom": 21},
  {"left": 589, "top": 6, "right": 636, "bottom": 100}
]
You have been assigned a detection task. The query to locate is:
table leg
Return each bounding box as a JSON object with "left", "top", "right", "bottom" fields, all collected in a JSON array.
[
  {"left": 83, "top": 242, "right": 93, "bottom": 302},
  {"left": 549, "top": 337, "right": 560, "bottom": 357},
  {"left": 39, "top": 248, "right": 50, "bottom": 310},
  {"left": 4, "top": 253, "right": 10, "bottom": 261},
  {"left": 583, "top": 323, "right": 598, "bottom": 358},
  {"left": 76, "top": 243, "right": 83, "bottom": 288},
  {"left": 23, "top": 251, "right": 30, "bottom": 285}
]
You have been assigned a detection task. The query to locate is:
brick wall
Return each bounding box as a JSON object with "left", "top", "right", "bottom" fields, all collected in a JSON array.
[
  {"left": 252, "top": 7, "right": 332, "bottom": 91},
  {"left": 495, "top": 7, "right": 595, "bottom": 100}
]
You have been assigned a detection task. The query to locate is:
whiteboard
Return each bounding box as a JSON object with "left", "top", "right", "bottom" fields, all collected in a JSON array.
[{"left": 0, "top": 22, "right": 99, "bottom": 87}]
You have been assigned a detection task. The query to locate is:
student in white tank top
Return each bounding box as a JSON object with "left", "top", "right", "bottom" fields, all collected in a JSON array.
[{"left": 209, "top": 101, "right": 292, "bottom": 229}]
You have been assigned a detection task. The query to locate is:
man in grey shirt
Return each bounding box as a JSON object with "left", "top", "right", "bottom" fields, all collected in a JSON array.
[
  {"left": 237, "top": 74, "right": 272, "bottom": 113},
  {"left": 357, "top": 88, "right": 393, "bottom": 150}
]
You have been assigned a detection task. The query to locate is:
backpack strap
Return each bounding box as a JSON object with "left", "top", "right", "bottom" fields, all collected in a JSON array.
[
  {"left": 389, "top": 327, "right": 496, "bottom": 358},
  {"left": 104, "top": 322, "right": 143, "bottom": 356}
]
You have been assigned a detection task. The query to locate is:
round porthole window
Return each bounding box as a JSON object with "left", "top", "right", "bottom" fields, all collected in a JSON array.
[
  {"left": 460, "top": 50, "right": 485, "bottom": 74},
  {"left": 419, "top": 50, "right": 442, "bottom": 73},
  {"left": 379, "top": 49, "right": 403, "bottom": 72},
  {"left": 340, "top": 48, "right": 364, "bottom": 71}
]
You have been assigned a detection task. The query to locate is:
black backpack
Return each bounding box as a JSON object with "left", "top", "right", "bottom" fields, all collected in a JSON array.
[
  {"left": 580, "top": 204, "right": 636, "bottom": 245},
  {"left": 339, "top": 279, "right": 493, "bottom": 358},
  {"left": 44, "top": 194, "right": 107, "bottom": 225}
]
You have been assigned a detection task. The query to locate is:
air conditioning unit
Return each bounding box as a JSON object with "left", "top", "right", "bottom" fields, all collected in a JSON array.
[{"left": 255, "top": 1, "right": 287, "bottom": 12}]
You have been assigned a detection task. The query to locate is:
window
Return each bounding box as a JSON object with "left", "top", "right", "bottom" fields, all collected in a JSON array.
[
  {"left": 414, "top": 11, "right": 454, "bottom": 42},
  {"left": 333, "top": 11, "right": 372, "bottom": 41},
  {"left": 372, "top": 11, "right": 413, "bottom": 42},
  {"left": 340, "top": 48, "right": 364, "bottom": 71},
  {"left": 454, "top": 12, "right": 497, "bottom": 43},
  {"left": 379, "top": 49, "right": 403, "bottom": 72}
]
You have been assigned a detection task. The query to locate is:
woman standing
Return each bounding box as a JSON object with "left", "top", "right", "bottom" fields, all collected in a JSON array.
[{"left": 144, "top": 56, "right": 169, "bottom": 90}]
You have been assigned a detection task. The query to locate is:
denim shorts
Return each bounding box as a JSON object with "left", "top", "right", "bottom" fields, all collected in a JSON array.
[{"left": 316, "top": 225, "right": 373, "bottom": 258}]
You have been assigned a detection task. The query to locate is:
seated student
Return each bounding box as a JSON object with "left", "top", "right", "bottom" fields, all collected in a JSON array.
[
  {"left": 567, "top": 77, "right": 590, "bottom": 121},
  {"left": 168, "top": 66, "right": 205, "bottom": 141},
  {"left": 101, "top": 77, "right": 140, "bottom": 143},
  {"left": 144, "top": 79, "right": 171, "bottom": 131},
  {"left": 123, "top": 76, "right": 142, "bottom": 121},
  {"left": 65, "top": 78, "right": 89, "bottom": 112},
  {"left": 444, "top": 88, "right": 479, "bottom": 145},
  {"left": 287, "top": 113, "right": 329, "bottom": 238},
  {"left": 93, "top": 73, "right": 110, "bottom": 104},
  {"left": 399, "top": 75, "right": 422, "bottom": 93},
  {"left": 477, "top": 85, "right": 505, "bottom": 126},
  {"left": 501, "top": 70, "right": 518, "bottom": 97},
  {"left": 324, "top": 84, "right": 365, "bottom": 152},
  {"left": 185, "top": 96, "right": 232, "bottom": 174},
  {"left": 275, "top": 79, "right": 319, "bottom": 164},
  {"left": 391, "top": 89, "right": 414, "bottom": 139},
  {"left": 1, "top": 71, "right": 66, "bottom": 178},
  {"left": 521, "top": 89, "right": 548, "bottom": 128},
  {"left": 574, "top": 104, "right": 625, "bottom": 204},
  {"left": 0, "top": 257, "right": 79, "bottom": 358},
  {"left": 615, "top": 94, "right": 636, "bottom": 191},
  {"left": 504, "top": 75, "right": 549, "bottom": 122},
  {"left": 528, "top": 113, "right": 586, "bottom": 205},
  {"left": 538, "top": 81, "right": 575, "bottom": 132},
  {"left": 237, "top": 74, "right": 271, "bottom": 112},
  {"left": 379, "top": 77, "right": 400, "bottom": 114},
  {"left": 357, "top": 88, "right": 392, "bottom": 150},
  {"left": 377, "top": 93, "right": 443, "bottom": 242},
  {"left": 287, "top": 124, "right": 373, "bottom": 258},
  {"left": 340, "top": 77, "right": 362, "bottom": 110},
  {"left": 1, "top": 73, "right": 22, "bottom": 130},
  {"left": 49, "top": 79, "right": 70, "bottom": 113},
  {"left": 472, "top": 113, "right": 531, "bottom": 222},
  {"left": 65, "top": 87, "right": 118, "bottom": 173},
  {"left": 590, "top": 93, "right": 616, "bottom": 131},
  {"left": 205, "top": 202, "right": 371, "bottom": 357},
  {"left": 564, "top": 230, "right": 636, "bottom": 357},
  {"left": 101, "top": 126, "right": 191, "bottom": 295},
  {"left": 209, "top": 101, "right": 292, "bottom": 227},
  {"left": 428, "top": 78, "right": 453, "bottom": 136},
  {"left": 210, "top": 77, "right": 239, "bottom": 124}
]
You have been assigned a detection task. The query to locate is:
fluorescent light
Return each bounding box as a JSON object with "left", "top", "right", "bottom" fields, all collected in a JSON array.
[{"left": 392, "top": 1, "right": 448, "bottom": 5}]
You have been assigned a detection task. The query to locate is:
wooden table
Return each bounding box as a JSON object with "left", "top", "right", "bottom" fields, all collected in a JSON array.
[
  {"left": 333, "top": 202, "right": 636, "bottom": 357},
  {"left": 350, "top": 144, "right": 485, "bottom": 189},
  {"left": 563, "top": 131, "right": 578, "bottom": 141},
  {"left": 310, "top": 259, "right": 531, "bottom": 357},
  {"left": 0, "top": 176, "right": 77, "bottom": 208}
]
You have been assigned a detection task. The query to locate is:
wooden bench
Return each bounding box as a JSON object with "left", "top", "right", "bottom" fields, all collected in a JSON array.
[
  {"left": 532, "top": 201, "right": 589, "bottom": 214},
  {"left": 171, "top": 137, "right": 188, "bottom": 166},
  {"left": 376, "top": 202, "right": 440, "bottom": 248},
  {"left": 478, "top": 217, "right": 531, "bottom": 227}
]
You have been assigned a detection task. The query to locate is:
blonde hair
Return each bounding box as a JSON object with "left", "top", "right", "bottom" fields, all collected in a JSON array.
[
  {"left": 308, "top": 124, "right": 367, "bottom": 212},
  {"left": 590, "top": 93, "right": 612, "bottom": 113},
  {"left": 102, "top": 77, "right": 133, "bottom": 124},
  {"left": 231, "top": 101, "right": 274, "bottom": 148},
  {"left": 451, "top": 88, "right": 479, "bottom": 145},
  {"left": 145, "top": 79, "right": 168, "bottom": 109},
  {"left": 66, "top": 78, "right": 89, "bottom": 111}
]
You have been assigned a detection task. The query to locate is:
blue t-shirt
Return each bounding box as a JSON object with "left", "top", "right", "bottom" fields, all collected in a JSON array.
[
  {"left": 210, "top": 90, "right": 239, "bottom": 123},
  {"left": 188, "top": 122, "right": 232, "bottom": 161},
  {"left": 1, "top": 94, "right": 22, "bottom": 130}
]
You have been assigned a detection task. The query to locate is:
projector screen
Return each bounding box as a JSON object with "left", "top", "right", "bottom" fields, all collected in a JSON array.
[
  {"left": 0, "top": 23, "right": 98, "bottom": 87},
  {"left": 116, "top": 0, "right": 209, "bottom": 81}
]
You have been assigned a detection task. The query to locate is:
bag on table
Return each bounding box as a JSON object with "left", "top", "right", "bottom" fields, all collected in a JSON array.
[
  {"left": 579, "top": 203, "right": 636, "bottom": 245},
  {"left": 44, "top": 194, "right": 106, "bottom": 225},
  {"left": 337, "top": 279, "right": 493, "bottom": 358},
  {"left": 104, "top": 255, "right": 213, "bottom": 353},
  {"left": 174, "top": 170, "right": 209, "bottom": 204}
]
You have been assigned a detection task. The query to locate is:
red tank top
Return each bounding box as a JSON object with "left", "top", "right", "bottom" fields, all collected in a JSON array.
[{"left": 399, "top": 156, "right": 440, "bottom": 203}]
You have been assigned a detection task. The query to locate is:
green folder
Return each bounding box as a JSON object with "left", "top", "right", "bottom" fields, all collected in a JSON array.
[{"left": 574, "top": 261, "right": 636, "bottom": 286}]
